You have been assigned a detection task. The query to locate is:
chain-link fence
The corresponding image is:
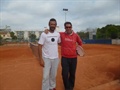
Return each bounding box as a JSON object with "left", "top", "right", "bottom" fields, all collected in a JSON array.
[{"left": 29, "top": 42, "right": 39, "bottom": 59}]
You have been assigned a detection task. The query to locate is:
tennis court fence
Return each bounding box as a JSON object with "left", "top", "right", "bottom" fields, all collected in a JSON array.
[{"left": 29, "top": 42, "right": 39, "bottom": 59}]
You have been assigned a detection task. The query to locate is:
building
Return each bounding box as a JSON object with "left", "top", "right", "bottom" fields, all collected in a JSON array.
[
  {"left": 0, "top": 28, "right": 11, "bottom": 39},
  {"left": 89, "top": 31, "right": 96, "bottom": 39},
  {"left": 87, "top": 28, "right": 97, "bottom": 40},
  {"left": 14, "top": 30, "right": 43, "bottom": 41},
  {"left": 1, "top": 26, "right": 60, "bottom": 41}
]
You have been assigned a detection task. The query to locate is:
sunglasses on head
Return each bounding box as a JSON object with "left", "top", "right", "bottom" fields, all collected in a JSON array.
[{"left": 65, "top": 26, "right": 72, "bottom": 28}]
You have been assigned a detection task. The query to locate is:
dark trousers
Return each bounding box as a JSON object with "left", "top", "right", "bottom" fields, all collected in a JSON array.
[{"left": 61, "top": 57, "right": 77, "bottom": 90}]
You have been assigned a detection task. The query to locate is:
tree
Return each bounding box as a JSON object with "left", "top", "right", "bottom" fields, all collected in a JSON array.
[
  {"left": 29, "top": 34, "right": 36, "bottom": 42},
  {"left": 77, "top": 31, "right": 89, "bottom": 39},
  {"left": 96, "top": 24, "right": 120, "bottom": 39},
  {"left": 10, "top": 32, "right": 17, "bottom": 40},
  {"left": 0, "top": 35, "right": 3, "bottom": 45}
]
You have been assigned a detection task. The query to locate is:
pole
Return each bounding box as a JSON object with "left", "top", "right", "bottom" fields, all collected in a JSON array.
[
  {"left": 63, "top": 8, "right": 68, "bottom": 22},
  {"left": 65, "top": 12, "right": 66, "bottom": 22}
]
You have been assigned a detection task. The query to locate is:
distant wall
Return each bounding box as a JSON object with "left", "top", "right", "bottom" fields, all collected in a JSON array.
[
  {"left": 83, "top": 39, "right": 111, "bottom": 44},
  {"left": 83, "top": 39, "right": 120, "bottom": 45},
  {"left": 112, "top": 39, "right": 120, "bottom": 45}
]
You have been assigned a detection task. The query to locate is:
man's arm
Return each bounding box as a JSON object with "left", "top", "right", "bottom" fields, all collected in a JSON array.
[
  {"left": 76, "top": 34, "right": 82, "bottom": 46},
  {"left": 58, "top": 33, "right": 61, "bottom": 46},
  {"left": 38, "top": 44, "right": 44, "bottom": 67}
]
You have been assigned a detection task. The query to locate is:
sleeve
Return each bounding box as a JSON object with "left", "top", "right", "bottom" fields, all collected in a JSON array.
[
  {"left": 38, "top": 32, "right": 46, "bottom": 45},
  {"left": 76, "top": 34, "right": 82, "bottom": 46},
  {"left": 58, "top": 33, "right": 61, "bottom": 43}
]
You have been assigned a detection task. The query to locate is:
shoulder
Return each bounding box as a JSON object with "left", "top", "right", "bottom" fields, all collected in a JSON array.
[
  {"left": 54, "top": 31, "right": 60, "bottom": 35},
  {"left": 42, "top": 32, "right": 49, "bottom": 36},
  {"left": 72, "top": 32, "right": 79, "bottom": 38},
  {"left": 40, "top": 32, "right": 47, "bottom": 38},
  {"left": 59, "top": 32, "right": 65, "bottom": 36}
]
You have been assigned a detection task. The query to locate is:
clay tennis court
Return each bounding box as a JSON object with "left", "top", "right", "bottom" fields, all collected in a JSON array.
[{"left": 0, "top": 44, "right": 120, "bottom": 90}]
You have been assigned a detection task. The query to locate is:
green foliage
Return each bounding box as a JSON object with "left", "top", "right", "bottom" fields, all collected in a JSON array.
[
  {"left": 96, "top": 24, "right": 120, "bottom": 39},
  {"left": 29, "top": 34, "right": 36, "bottom": 42},
  {"left": 77, "top": 24, "right": 120, "bottom": 39},
  {"left": 10, "top": 32, "right": 17, "bottom": 40},
  {"left": 0, "top": 35, "right": 3, "bottom": 45},
  {"left": 29, "top": 34, "right": 36, "bottom": 39},
  {"left": 0, "top": 35, "right": 2, "bottom": 40},
  {"left": 12, "top": 36, "right": 17, "bottom": 39},
  {"left": 77, "top": 31, "right": 89, "bottom": 39},
  {"left": 10, "top": 32, "right": 14, "bottom": 37}
]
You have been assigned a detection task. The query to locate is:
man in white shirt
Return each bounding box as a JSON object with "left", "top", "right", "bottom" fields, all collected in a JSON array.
[{"left": 38, "top": 18, "right": 61, "bottom": 90}]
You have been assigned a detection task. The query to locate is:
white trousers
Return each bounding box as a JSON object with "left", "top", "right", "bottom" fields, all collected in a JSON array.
[{"left": 42, "top": 57, "right": 59, "bottom": 90}]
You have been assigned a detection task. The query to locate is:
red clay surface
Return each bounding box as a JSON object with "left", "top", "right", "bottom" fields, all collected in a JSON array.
[{"left": 0, "top": 44, "right": 120, "bottom": 90}]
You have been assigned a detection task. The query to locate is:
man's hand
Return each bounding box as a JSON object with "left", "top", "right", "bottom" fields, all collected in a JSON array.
[
  {"left": 44, "top": 29, "right": 49, "bottom": 34},
  {"left": 40, "top": 59, "right": 44, "bottom": 67}
]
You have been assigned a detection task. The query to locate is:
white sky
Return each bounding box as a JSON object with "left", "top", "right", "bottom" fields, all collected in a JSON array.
[{"left": 0, "top": 0, "right": 120, "bottom": 32}]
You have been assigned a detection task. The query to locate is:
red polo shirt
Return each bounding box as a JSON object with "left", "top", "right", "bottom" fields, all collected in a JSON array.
[{"left": 60, "top": 32, "right": 82, "bottom": 58}]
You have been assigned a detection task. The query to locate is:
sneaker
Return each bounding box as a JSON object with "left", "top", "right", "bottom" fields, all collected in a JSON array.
[
  {"left": 49, "top": 88, "right": 56, "bottom": 90},
  {"left": 53, "top": 88, "right": 56, "bottom": 90}
]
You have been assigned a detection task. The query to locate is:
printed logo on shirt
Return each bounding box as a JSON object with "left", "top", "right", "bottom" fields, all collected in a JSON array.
[
  {"left": 65, "top": 38, "right": 73, "bottom": 42},
  {"left": 46, "top": 36, "right": 57, "bottom": 43},
  {"left": 51, "top": 38, "right": 55, "bottom": 42}
]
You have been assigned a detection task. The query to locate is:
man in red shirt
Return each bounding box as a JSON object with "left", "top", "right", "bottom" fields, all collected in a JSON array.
[{"left": 60, "top": 22, "right": 82, "bottom": 90}]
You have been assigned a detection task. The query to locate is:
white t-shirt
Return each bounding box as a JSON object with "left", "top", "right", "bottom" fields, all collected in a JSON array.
[{"left": 38, "top": 31, "right": 61, "bottom": 59}]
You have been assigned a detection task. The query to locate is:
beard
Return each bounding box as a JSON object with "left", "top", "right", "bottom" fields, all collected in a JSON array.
[{"left": 50, "top": 27, "right": 55, "bottom": 31}]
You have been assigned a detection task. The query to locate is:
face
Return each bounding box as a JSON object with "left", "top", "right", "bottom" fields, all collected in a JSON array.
[
  {"left": 49, "top": 21, "right": 57, "bottom": 31},
  {"left": 65, "top": 24, "right": 72, "bottom": 34}
]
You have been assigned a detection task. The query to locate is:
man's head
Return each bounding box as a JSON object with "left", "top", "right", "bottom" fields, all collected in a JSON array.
[
  {"left": 64, "top": 22, "right": 72, "bottom": 34},
  {"left": 49, "top": 18, "right": 57, "bottom": 32}
]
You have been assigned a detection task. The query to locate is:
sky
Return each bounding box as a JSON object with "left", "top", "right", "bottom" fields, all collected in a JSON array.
[{"left": 0, "top": 0, "right": 120, "bottom": 32}]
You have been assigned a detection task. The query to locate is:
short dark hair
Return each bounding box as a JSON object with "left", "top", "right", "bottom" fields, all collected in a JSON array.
[
  {"left": 64, "top": 22, "right": 72, "bottom": 27},
  {"left": 49, "top": 18, "right": 57, "bottom": 25}
]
